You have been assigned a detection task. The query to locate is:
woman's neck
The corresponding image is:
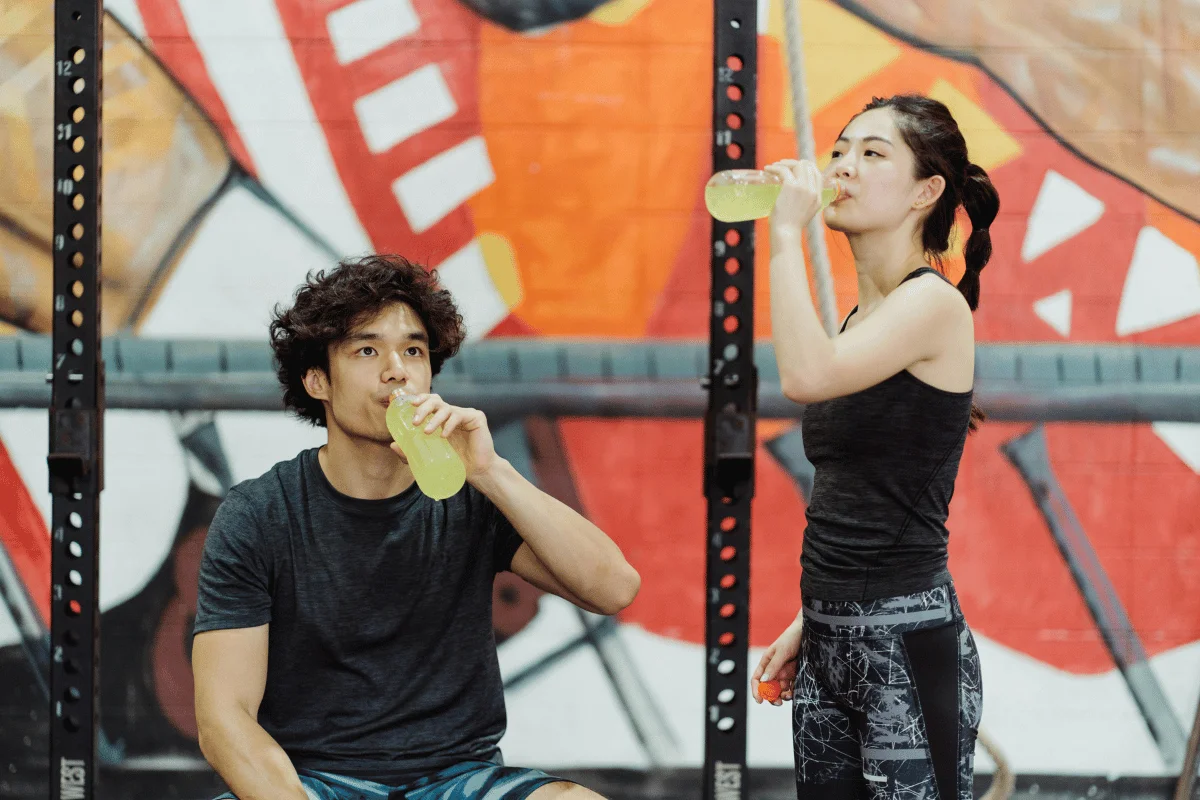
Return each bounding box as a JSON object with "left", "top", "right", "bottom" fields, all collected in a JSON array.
[{"left": 847, "top": 227, "right": 929, "bottom": 315}]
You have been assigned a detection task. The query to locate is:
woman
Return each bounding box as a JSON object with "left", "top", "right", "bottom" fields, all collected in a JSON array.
[{"left": 750, "top": 94, "right": 1000, "bottom": 799}]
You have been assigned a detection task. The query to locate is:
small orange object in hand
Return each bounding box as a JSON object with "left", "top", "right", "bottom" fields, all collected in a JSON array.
[{"left": 758, "top": 679, "right": 782, "bottom": 703}]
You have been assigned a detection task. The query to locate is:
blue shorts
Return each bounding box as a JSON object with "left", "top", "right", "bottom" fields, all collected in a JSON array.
[{"left": 213, "top": 760, "right": 566, "bottom": 800}]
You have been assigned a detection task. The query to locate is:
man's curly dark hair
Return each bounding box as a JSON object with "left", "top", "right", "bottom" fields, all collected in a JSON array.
[{"left": 269, "top": 254, "right": 467, "bottom": 427}]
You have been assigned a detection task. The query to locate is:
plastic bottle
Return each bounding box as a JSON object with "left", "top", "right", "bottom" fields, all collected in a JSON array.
[
  {"left": 385, "top": 387, "right": 467, "bottom": 500},
  {"left": 704, "top": 169, "right": 843, "bottom": 223}
]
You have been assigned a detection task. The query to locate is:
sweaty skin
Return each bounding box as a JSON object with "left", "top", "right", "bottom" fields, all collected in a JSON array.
[{"left": 837, "top": 0, "right": 1200, "bottom": 220}]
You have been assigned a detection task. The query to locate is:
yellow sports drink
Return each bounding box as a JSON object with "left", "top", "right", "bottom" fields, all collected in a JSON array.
[
  {"left": 704, "top": 169, "right": 841, "bottom": 223},
  {"left": 385, "top": 389, "right": 467, "bottom": 500}
]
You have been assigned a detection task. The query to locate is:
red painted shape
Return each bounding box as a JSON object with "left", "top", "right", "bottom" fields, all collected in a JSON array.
[
  {"left": 272, "top": 0, "right": 483, "bottom": 263},
  {"left": 0, "top": 438, "right": 50, "bottom": 625}
]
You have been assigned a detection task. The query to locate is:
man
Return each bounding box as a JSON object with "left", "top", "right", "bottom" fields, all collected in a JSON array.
[{"left": 192, "top": 254, "right": 641, "bottom": 800}]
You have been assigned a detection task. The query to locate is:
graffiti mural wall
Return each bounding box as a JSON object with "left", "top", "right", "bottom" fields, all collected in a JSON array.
[{"left": 1, "top": 0, "right": 1199, "bottom": 793}]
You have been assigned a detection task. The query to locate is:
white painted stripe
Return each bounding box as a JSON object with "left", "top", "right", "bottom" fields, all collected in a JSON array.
[
  {"left": 1022, "top": 170, "right": 1105, "bottom": 262},
  {"left": 1032, "top": 289, "right": 1072, "bottom": 338},
  {"left": 139, "top": 184, "right": 332, "bottom": 339},
  {"left": 326, "top": 0, "right": 420, "bottom": 65},
  {"left": 178, "top": 0, "right": 373, "bottom": 256},
  {"left": 1152, "top": 422, "right": 1200, "bottom": 474},
  {"left": 104, "top": 0, "right": 147, "bottom": 39},
  {"left": 0, "top": 410, "right": 186, "bottom": 619},
  {"left": 1115, "top": 226, "right": 1200, "bottom": 336},
  {"left": 215, "top": 412, "right": 328, "bottom": 487},
  {"left": 391, "top": 136, "right": 495, "bottom": 234},
  {"left": 1149, "top": 146, "right": 1200, "bottom": 176},
  {"left": 434, "top": 239, "right": 509, "bottom": 340},
  {"left": 355, "top": 64, "right": 457, "bottom": 154}
]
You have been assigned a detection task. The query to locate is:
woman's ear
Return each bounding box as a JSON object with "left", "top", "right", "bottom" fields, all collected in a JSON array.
[{"left": 913, "top": 174, "right": 946, "bottom": 210}]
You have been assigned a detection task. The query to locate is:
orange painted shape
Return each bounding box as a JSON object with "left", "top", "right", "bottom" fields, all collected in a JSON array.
[{"left": 473, "top": 0, "right": 710, "bottom": 336}]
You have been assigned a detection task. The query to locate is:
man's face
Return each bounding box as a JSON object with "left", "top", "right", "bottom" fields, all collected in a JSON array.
[{"left": 305, "top": 302, "right": 433, "bottom": 444}]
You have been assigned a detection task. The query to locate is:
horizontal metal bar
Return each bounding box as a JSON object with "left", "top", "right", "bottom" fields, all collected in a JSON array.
[
  {"left": 4, "top": 337, "right": 1200, "bottom": 420},
  {"left": 2, "top": 337, "right": 1198, "bottom": 382},
  {"left": 2, "top": 369, "right": 1199, "bottom": 421}
]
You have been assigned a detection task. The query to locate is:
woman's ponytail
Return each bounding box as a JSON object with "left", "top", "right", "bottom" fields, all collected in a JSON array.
[{"left": 957, "top": 163, "right": 1000, "bottom": 311}]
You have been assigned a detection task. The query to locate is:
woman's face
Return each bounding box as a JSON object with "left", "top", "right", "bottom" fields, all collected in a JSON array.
[{"left": 821, "top": 107, "right": 942, "bottom": 235}]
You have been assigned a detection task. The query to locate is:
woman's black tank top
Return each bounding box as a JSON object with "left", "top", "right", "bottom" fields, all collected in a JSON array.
[{"left": 799, "top": 267, "right": 973, "bottom": 602}]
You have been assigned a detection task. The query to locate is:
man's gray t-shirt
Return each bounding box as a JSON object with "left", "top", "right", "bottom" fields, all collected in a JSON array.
[{"left": 193, "top": 447, "right": 525, "bottom": 783}]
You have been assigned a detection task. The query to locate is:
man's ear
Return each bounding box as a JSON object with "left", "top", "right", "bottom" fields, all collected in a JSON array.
[
  {"left": 303, "top": 367, "right": 331, "bottom": 402},
  {"left": 913, "top": 174, "right": 946, "bottom": 211}
]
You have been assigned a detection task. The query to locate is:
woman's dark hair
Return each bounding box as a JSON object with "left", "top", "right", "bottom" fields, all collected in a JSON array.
[
  {"left": 852, "top": 94, "right": 1001, "bottom": 429},
  {"left": 269, "top": 254, "right": 467, "bottom": 427}
]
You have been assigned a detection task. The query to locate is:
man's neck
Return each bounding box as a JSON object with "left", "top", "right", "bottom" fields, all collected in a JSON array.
[{"left": 317, "top": 428, "right": 415, "bottom": 500}]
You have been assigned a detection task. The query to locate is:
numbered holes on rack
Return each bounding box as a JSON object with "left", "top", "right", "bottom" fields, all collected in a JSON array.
[
  {"left": 717, "top": 688, "right": 736, "bottom": 704},
  {"left": 726, "top": 84, "right": 743, "bottom": 102},
  {"left": 724, "top": 257, "right": 740, "bottom": 276},
  {"left": 71, "top": 107, "right": 85, "bottom": 123},
  {"left": 726, "top": 113, "right": 743, "bottom": 130},
  {"left": 71, "top": 77, "right": 85, "bottom": 94},
  {"left": 718, "top": 631, "right": 736, "bottom": 647},
  {"left": 72, "top": 165, "right": 85, "bottom": 181},
  {"left": 719, "top": 603, "right": 737, "bottom": 619},
  {"left": 724, "top": 230, "right": 741, "bottom": 247},
  {"left": 719, "top": 574, "right": 737, "bottom": 590},
  {"left": 723, "top": 315, "right": 740, "bottom": 334},
  {"left": 726, "top": 55, "right": 743, "bottom": 72},
  {"left": 725, "top": 142, "right": 743, "bottom": 160},
  {"left": 719, "top": 545, "right": 737, "bottom": 562}
]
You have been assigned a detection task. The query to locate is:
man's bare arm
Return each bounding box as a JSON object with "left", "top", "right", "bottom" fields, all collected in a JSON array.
[{"left": 193, "top": 626, "right": 308, "bottom": 800}]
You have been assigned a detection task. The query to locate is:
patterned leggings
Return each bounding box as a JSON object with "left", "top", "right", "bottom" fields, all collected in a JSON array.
[{"left": 792, "top": 583, "right": 983, "bottom": 799}]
